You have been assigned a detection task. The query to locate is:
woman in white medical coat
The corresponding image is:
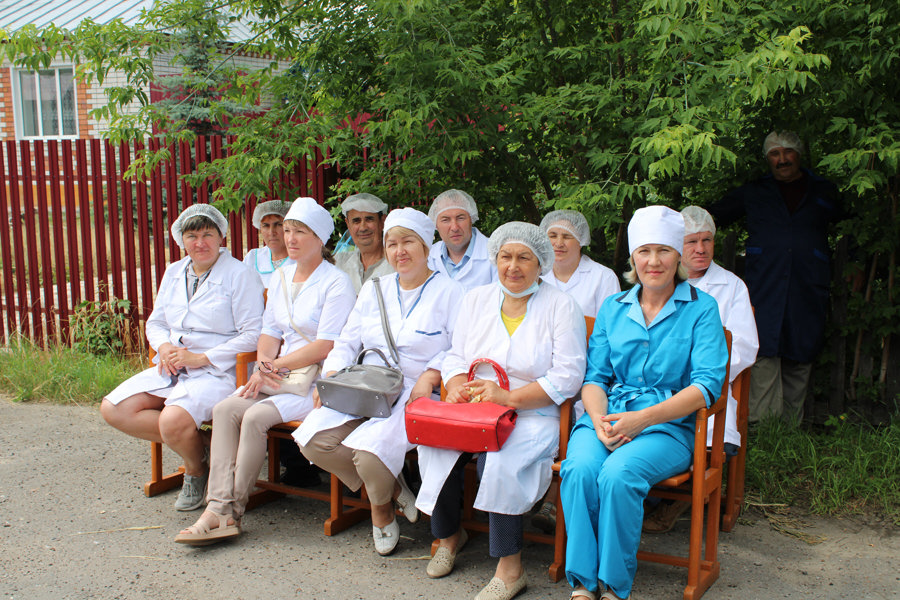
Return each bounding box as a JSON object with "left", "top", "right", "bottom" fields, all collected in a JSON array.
[
  {"left": 295, "top": 207, "right": 465, "bottom": 556},
  {"left": 101, "top": 204, "right": 264, "bottom": 512},
  {"left": 415, "top": 222, "right": 586, "bottom": 600},
  {"left": 243, "top": 199, "right": 295, "bottom": 288},
  {"left": 175, "top": 198, "right": 355, "bottom": 545},
  {"left": 539, "top": 209, "right": 620, "bottom": 319}
]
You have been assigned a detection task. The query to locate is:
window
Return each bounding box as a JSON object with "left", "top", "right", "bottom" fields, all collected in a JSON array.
[{"left": 15, "top": 67, "right": 78, "bottom": 138}]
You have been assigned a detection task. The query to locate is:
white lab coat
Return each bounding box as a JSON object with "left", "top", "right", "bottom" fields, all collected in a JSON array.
[
  {"left": 692, "top": 262, "right": 759, "bottom": 447},
  {"left": 243, "top": 246, "right": 295, "bottom": 289},
  {"left": 255, "top": 261, "right": 356, "bottom": 421},
  {"left": 293, "top": 272, "right": 465, "bottom": 477},
  {"left": 105, "top": 249, "right": 264, "bottom": 426},
  {"left": 428, "top": 227, "right": 498, "bottom": 291},
  {"left": 541, "top": 255, "right": 621, "bottom": 319},
  {"left": 416, "top": 283, "right": 587, "bottom": 516}
]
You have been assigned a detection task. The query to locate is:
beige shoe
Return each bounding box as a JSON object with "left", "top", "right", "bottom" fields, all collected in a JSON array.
[
  {"left": 474, "top": 572, "right": 528, "bottom": 600},
  {"left": 426, "top": 528, "right": 468, "bottom": 578}
]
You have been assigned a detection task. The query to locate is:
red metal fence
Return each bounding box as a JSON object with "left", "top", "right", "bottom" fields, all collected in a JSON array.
[{"left": 0, "top": 136, "right": 330, "bottom": 349}]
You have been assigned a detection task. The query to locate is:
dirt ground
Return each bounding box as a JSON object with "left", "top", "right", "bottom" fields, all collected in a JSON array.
[{"left": 1, "top": 398, "right": 898, "bottom": 600}]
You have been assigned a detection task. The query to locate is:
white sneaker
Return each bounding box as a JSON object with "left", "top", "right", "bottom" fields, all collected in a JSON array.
[
  {"left": 174, "top": 473, "right": 208, "bottom": 511},
  {"left": 372, "top": 519, "right": 400, "bottom": 556}
]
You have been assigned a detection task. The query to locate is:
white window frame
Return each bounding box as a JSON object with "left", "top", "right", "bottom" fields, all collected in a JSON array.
[{"left": 10, "top": 65, "right": 80, "bottom": 140}]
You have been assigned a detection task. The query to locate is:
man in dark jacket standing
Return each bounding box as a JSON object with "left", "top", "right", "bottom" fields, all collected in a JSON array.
[{"left": 708, "top": 131, "right": 842, "bottom": 423}]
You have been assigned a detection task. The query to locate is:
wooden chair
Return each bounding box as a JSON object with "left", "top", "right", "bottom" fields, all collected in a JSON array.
[
  {"left": 720, "top": 365, "right": 751, "bottom": 532},
  {"left": 144, "top": 289, "right": 268, "bottom": 497},
  {"left": 635, "top": 329, "right": 732, "bottom": 600},
  {"left": 142, "top": 349, "right": 259, "bottom": 496},
  {"left": 432, "top": 316, "right": 595, "bottom": 581}
]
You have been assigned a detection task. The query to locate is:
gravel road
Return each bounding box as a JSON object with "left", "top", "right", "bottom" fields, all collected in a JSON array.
[{"left": 1, "top": 399, "right": 897, "bottom": 600}]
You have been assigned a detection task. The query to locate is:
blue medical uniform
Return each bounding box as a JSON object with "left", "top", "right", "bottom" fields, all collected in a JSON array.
[{"left": 560, "top": 281, "right": 727, "bottom": 598}]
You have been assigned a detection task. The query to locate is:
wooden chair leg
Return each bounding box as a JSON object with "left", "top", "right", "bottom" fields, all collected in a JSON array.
[
  {"left": 324, "top": 474, "right": 370, "bottom": 536},
  {"left": 548, "top": 477, "right": 566, "bottom": 582},
  {"left": 721, "top": 449, "right": 745, "bottom": 532},
  {"left": 143, "top": 441, "right": 184, "bottom": 497}
]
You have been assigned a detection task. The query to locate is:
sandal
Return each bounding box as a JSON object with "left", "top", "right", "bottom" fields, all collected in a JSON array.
[
  {"left": 174, "top": 510, "right": 241, "bottom": 546},
  {"left": 600, "top": 590, "right": 628, "bottom": 600},
  {"left": 571, "top": 587, "right": 596, "bottom": 600}
]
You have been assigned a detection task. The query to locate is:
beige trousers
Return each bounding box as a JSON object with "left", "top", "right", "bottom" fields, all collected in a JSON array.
[
  {"left": 206, "top": 395, "right": 284, "bottom": 520},
  {"left": 749, "top": 356, "right": 812, "bottom": 424},
  {"left": 299, "top": 421, "right": 397, "bottom": 505}
]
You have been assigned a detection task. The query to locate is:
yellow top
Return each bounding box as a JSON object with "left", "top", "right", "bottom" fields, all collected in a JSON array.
[{"left": 500, "top": 311, "right": 525, "bottom": 336}]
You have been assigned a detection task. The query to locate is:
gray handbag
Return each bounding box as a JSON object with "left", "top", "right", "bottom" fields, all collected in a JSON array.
[{"left": 316, "top": 277, "right": 405, "bottom": 418}]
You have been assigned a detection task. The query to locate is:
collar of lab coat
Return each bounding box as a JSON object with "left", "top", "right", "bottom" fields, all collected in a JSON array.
[
  {"left": 177, "top": 248, "right": 230, "bottom": 301},
  {"left": 620, "top": 280, "right": 697, "bottom": 329},
  {"left": 695, "top": 261, "right": 729, "bottom": 287},
  {"left": 279, "top": 258, "right": 330, "bottom": 289}
]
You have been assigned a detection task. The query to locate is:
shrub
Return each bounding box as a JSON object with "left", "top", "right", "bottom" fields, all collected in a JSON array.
[{"left": 70, "top": 297, "right": 133, "bottom": 356}]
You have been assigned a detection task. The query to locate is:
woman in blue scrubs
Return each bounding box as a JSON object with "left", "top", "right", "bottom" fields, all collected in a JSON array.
[{"left": 560, "top": 205, "right": 728, "bottom": 600}]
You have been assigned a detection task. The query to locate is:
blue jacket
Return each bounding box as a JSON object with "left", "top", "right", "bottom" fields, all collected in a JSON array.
[
  {"left": 585, "top": 282, "right": 728, "bottom": 450},
  {"left": 708, "top": 169, "right": 842, "bottom": 362}
]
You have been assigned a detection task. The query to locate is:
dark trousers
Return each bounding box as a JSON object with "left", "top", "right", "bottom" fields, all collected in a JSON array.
[{"left": 430, "top": 452, "right": 524, "bottom": 557}]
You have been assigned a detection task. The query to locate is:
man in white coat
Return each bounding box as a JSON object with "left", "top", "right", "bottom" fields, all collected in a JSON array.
[
  {"left": 427, "top": 189, "right": 497, "bottom": 290},
  {"left": 334, "top": 193, "right": 394, "bottom": 292},
  {"left": 643, "top": 205, "right": 759, "bottom": 533}
]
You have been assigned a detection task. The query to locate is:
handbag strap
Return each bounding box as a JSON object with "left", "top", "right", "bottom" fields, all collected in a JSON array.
[
  {"left": 372, "top": 277, "right": 401, "bottom": 366},
  {"left": 467, "top": 358, "right": 510, "bottom": 391},
  {"left": 279, "top": 267, "right": 315, "bottom": 345}
]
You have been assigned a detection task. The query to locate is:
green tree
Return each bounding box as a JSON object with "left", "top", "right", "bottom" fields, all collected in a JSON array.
[{"left": 4, "top": 0, "right": 898, "bottom": 418}]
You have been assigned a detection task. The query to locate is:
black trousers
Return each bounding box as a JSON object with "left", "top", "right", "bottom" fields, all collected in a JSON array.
[{"left": 430, "top": 452, "right": 524, "bottom": 557}]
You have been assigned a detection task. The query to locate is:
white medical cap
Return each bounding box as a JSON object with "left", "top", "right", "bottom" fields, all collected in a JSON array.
[
  {"left": 488, "top": 221, "right": 556, "bottom": 276},
  {"left": 171, "top": 204, "right": 228, "bottom": 248},
  {"left": 383, "top": 207, "right": 435, "bottom": 247},
  {"left": 341, "top": 193, "right": 388, "bottom": 216},
  {"left": 627, "top": 206, "right": 684, "bottom": 256},
  {"left": 427, "top": 189, "right": 479, "bottom": 224},
  {"left": 681, "top": 206, "right": 716, "bottom": 237},
  {"left": 251, "top": 200, "right": 292, "bottom": 229},
  {"left": 540, "top": 209, "right": 591, "bottom": 247},
  {"left": 284, "top": 197, "right": 334, "bottom": 244},
  {"left": 763, "top": 131, "right": 803, "bottom": 157}
]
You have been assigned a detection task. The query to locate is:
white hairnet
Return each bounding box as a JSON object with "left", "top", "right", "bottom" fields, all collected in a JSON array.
[
  {"left": 540, "top": 209, "right": 590, "bottom": 247},
  {"left": 341, "top": 193, "right": 388, "bottom": 216},
  {"left": 171, "top": 204, "right": 228, "bottom": 249},
  {"left": 763, "top": 131, "right": 803, "bottom": 156},
  {"left": 681, "top": 206, "right": 716, "bottom": 237},
  {"left": 488, "top": 221, "right": 555, "bottom": 275},
  {"left": 627, "top": 205, "right": 684, "bottom": 256},
  {"left": 284, "top": 197, "right": 334, "bottom": 244},
  {"left": 383, "top": 207, "right": 434, "bottom": 247},
  {"left": 427, "top": 189, "right": 479, "bottom": 224},
  {"left": 251, "top": 200, "right": 291, "bottom": 229}
]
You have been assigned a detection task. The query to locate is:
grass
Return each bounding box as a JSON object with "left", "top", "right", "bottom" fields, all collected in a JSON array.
[
  {"left": 746, "top": 416, "right": 900, "bottom": 526},
  {"left": 0, "top": 335, "right": 143, "bottom": 405}
]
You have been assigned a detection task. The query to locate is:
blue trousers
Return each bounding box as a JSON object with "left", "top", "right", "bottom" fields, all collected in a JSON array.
[{"left": 560, "top": 417, "right": 692, "bottom": 598}]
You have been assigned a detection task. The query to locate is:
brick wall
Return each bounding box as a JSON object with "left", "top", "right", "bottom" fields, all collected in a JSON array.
[
  {"left": 0, "top": 50, "right": 288, "bottom": 142},
  {"left": 0, "top": 67, "right": 16, "bottom": 141}
]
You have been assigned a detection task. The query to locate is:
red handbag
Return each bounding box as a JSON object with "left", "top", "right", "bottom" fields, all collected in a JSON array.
[{"left": 405, "top": 358, "right": 517, "bottom": 452}]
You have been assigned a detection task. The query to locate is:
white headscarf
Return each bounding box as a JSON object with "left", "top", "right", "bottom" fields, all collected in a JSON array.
[
  {"left": 383, "top": 207, "right": 435, "bottom": 246},
  {"left": 284, "top": 197, "right": 334, "bottom": 244},
  {"left": 627, "top": 206, "right": 685, "bottom": 255}
]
